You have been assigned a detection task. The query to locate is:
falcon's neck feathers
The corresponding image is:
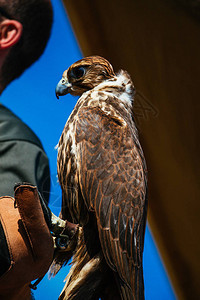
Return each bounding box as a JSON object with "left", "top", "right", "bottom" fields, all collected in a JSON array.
[{"left": 91, "top": 69, "right": 135, "bottom": 108}]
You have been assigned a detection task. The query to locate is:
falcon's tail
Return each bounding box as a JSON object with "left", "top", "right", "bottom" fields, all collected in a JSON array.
[
  {"left": 58, "top": 227, "right": 104, "bottom": 300},
  {"left": 118, "top": 266, "right": 144, "bottom": 300}
]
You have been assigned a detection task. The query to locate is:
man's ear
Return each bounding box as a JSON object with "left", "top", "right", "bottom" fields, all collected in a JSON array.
[{"left": 0, "top": 20, "right": 23, "bottom": 49}]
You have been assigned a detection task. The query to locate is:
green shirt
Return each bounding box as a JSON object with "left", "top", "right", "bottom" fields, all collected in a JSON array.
[{"left": 0, "top": 104, "right": 50, "bottom": 203}]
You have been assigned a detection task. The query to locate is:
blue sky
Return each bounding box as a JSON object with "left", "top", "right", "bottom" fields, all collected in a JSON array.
[{"left": 1, "top": 0, "right": 176, "bottom": 299}]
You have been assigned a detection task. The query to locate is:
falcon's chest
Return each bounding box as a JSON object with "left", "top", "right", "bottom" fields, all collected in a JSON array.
[{"left": 57, "top": 118, "right": 78, "bottom": 194}]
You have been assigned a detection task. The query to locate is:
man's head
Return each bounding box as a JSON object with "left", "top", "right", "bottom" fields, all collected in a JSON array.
[{"left": 0, "top": 0, "right": 53, "bottom": 92}]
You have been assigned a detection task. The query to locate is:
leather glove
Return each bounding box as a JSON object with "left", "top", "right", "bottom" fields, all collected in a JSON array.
[{"left": 0, "top": 184, "right": 54, "bottom": 300}]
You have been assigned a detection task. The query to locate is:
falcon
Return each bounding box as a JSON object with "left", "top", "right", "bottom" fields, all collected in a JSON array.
[{"left": 53, "top": 56, "right": 148, "bottom": 300}]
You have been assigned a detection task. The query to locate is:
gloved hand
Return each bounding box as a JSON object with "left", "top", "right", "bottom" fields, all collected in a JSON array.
[{"left": 0, "top": 184, "right": 54, "bottom": 300}]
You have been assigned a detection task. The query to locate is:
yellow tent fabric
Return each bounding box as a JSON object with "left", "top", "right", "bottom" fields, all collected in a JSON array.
[{"left": 63, "top": 1, "right": 200, "bottom": 298}]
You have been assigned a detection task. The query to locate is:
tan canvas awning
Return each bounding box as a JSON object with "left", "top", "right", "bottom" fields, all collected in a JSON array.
[{"left": 62, "top": 1, "right": 200, "bottom": 298}]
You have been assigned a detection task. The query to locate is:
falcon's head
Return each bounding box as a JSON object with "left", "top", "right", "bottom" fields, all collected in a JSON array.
[{"left": 56, "top": 56, "right": 116, "bottom": 98}]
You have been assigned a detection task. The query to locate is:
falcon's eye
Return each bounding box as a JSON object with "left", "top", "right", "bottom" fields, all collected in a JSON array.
[{"left": 71, "top": 66, "right": 86, "bottom": 79}]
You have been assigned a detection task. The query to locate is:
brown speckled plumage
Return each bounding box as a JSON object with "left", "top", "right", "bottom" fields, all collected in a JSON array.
[{"left": 52, "top": 56, "right": 147, "bottom": 300}]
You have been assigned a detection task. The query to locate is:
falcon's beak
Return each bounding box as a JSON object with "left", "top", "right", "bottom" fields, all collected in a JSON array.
[{"left": 55, "top": 78, "right": 72, "bottom": 99}]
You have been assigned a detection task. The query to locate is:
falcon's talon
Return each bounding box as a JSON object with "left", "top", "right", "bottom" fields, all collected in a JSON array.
[{"left": 51, "top": 213, "right": 79, "bottom": 252}]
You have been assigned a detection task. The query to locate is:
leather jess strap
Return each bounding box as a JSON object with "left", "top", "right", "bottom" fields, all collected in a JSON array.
[{"left": 0, "top": 185, "right": 54, "bottom": 299}]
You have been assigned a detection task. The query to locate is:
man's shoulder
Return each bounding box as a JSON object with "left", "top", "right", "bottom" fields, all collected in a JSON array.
[{"left": 0, "top": 104, "right": 44, "bottom": 150}]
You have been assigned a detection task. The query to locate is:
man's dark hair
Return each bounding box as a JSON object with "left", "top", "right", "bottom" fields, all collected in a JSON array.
[{"left": 0, "top": 0, "right": 53, "bottom": 88}]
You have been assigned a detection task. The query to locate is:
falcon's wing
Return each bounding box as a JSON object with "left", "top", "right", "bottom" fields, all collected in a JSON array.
[{"left": 75, "top": 105, "right": 147, "bottom": 289}]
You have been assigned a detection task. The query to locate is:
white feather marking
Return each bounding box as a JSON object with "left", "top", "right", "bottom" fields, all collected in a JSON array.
[
  {"left": 93, "top": 71, "right": 133, "bottom": 106},
  {"left": 118, "top": 91, "right": 132, "bottom": 105}
]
